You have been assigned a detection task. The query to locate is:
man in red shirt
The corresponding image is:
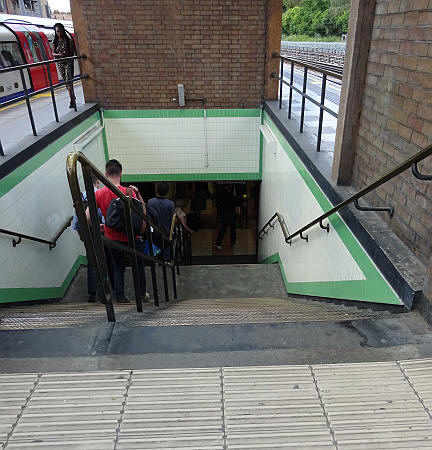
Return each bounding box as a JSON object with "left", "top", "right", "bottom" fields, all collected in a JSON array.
[{"left": 87, "top": 159, "right": 147, "bottom": 303}]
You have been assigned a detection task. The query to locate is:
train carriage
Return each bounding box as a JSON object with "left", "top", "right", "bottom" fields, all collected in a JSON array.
[{"left": 0, "top": 13, "right": 78, "bottom": 103}]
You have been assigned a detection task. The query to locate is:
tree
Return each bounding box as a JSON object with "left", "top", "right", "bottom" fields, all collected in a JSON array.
[
  {"left": 283, "top": 0, "right": 300, "bottom": 13},
  {"left": 282, "top": 0, "right": 350, "bottom": 37}
]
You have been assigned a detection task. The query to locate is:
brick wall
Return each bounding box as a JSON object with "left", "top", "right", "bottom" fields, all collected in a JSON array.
[
  {"left": 71, "top": 0, "right": 268, "bottom": 109},
  {"left": 352, "top": 0, "right": 432, "bottom": 265}
]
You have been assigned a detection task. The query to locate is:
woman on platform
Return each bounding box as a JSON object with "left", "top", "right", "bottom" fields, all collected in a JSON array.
[{"left": 52, "top": 23, "right": 76, "bottom": 108}]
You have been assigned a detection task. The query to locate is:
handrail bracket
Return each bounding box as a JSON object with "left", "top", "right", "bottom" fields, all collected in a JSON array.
[
  {"left": 319, "top": 220, "right": 330, "bottom": 233},
  {"left": 412, "top": 162, "right": 432, "bottom": 181},
  {"left": 12, "top": 236, "right": 22, "bottom": 247},
  {"left": 354, "top": 199, "right": 394, "bottom": 217}
]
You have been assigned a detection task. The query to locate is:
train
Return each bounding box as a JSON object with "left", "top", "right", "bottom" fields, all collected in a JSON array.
[{"left": 0, "top": 13, "right": 79, "bottom": 103}]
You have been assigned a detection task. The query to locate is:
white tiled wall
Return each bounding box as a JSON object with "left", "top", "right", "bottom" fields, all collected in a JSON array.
[
  {"left": 104, "top": 116, "right": 260, "bottom": 175},
  {"left": 0, "top": 124, "right": 105, "bottom": 294},
  {"left": 258, "top": 131, "right": 365, "bottom": 284}
]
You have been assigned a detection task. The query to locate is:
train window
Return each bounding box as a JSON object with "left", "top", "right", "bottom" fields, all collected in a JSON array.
[
  {"left": 0, "top": 42, "right": 24, "bottom": 68},
  {"left": 0, "top": 86, "right": 4, "bottom": 93},
  {"left": 22, "top": 31, "right": 40, "bottom": 62}
]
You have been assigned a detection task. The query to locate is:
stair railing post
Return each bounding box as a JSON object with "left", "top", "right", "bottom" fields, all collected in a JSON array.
[
  {"left": 81, "top": 164, "right": 115, "bottom": 322},
  {"left": 124, "top": 199, "right": 143, "bottom": 313},
  {"left": 146, "top": 225, "right": 159, "bottom": 307},
  {"left": 161, "top": 236, "right": 170, "bottom": 302}
]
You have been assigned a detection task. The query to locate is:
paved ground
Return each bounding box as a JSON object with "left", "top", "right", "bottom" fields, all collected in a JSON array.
[
  {"left": 0, "top": 83, "right": 84, "bottom": 156},
  {"left": 1, "top": 359, "right": 432, "bottom": 449}
]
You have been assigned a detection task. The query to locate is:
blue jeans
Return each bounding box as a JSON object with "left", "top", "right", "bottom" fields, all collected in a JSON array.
[{"left": 109, "top": 239, "right": 147, "bottom": 301}]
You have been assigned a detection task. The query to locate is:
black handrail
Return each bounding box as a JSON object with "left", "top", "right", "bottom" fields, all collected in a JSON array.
[
  {"left": 274, "top": 144, "right": 432, "bottom": 244},
  {"left": 66, "top": 152, "right": 192, "bottom": 322},
  {"left": 258, "top": 212, "right": 291, "bottom": 244},
  {"left": 271, "top": 53, "right": 342, "bottom": 152},
  {"left": 0, "top": 216, "right": 73, "bottom": 250},
  {"left": 0, "top": 55, "right": 87, "bottom": 156}
]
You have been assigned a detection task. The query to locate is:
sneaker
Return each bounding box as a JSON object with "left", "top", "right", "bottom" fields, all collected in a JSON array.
[
  {"left": 88, "top": 294, "right": 96, "bottom": 303},
  {"left": 142, "top": 293, "right": 150, "bottom": 303},
  {"left": 214, "top": 244, "right": 222, "bottom": 250},
  {"left": 117, "top": 297, "right": 130, "bottom": 304}
]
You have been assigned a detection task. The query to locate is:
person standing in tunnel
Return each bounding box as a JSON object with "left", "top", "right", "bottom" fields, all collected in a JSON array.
[{"left": 214, "top": 184, "right": 237, "bottom": 250}]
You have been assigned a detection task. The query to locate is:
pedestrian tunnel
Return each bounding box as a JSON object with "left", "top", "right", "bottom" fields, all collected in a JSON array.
[{"left": 1, "top": 105, "right": 429, "bottom": 309}]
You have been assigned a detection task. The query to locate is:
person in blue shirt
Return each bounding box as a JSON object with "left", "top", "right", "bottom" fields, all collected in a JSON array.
[{"left": 147, "top": 182, "right": 176, "bottom": 261}]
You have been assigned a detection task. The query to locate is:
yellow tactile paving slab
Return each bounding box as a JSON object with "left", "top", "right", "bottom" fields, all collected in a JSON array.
[
  {"left": 0, "top": 297, "right": 391, "bottom": 329},
  {"left": 1, "top": 360, "right": 432, "bottom": 448}
]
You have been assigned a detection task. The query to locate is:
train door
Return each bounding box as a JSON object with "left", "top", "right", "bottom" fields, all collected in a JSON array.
[
  {"left": 24, "top": 24, "right": 59, "bottom": 85},
  {"left": 4, "top": 23, "right": 46, "bottom": 91}
]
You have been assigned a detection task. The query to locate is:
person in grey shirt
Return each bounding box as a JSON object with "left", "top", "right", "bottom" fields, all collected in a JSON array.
[{"left": 147, "top": 182, "right": 176, "bottom": 259}]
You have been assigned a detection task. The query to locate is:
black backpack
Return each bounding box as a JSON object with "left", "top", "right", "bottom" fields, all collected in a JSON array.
[{"left": 105, "top": 197, "right": 146, "bottom": 235}]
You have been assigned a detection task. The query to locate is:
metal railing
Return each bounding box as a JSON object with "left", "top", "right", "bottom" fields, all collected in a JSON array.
[
  {"left": 0, "top": 216, "right": 72, "bottom": 249},
  {"left": 272, "top": 53, "right": 343, "bottom": 153},
  {"left": 66, "top": 152, "right": 193, "bottom": 322},
  {"left": 258, "top": 212, "right": 290, "bottom": 243},
  {"left": 0, "top": 55, "right": 88, "bottom": 156},
  {"left": 260, "top": 144, "right": 432, "bottom": 246}
]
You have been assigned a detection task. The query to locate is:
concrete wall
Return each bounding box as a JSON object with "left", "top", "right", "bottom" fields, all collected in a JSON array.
[
  {"left": 259, "top": 113, "right": 401, "bottom": 306},
  {"left": 103, "top": 109, "right": 261, "bottom": 181},
  {"left": 349, "top": 0, "right": 432, "bottom": 267},
  {"left": 70, "top": 0, "right": 282, "bottom": 109},
  {"left": 0, "top": 113, "right": 105, "bottom": 303}
]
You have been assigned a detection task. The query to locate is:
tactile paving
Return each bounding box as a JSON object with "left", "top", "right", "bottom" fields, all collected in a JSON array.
[{"left": 1, "top": 360, "right": 432, "bottom": 448}]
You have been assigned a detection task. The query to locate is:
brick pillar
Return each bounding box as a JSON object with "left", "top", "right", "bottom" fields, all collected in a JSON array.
[
  {"left": 264, "top": 0, "right": 283, "bottom": 101},
  {"left": 70, "top": 0, "right": 96, "bottom": 103},
  {"left": 331, "top": 0, "right": 376, "bottom": 184}
]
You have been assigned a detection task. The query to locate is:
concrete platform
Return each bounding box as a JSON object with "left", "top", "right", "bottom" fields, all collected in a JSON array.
[{"left": 1, "top": 360, "right": 432, "bottom": 449}]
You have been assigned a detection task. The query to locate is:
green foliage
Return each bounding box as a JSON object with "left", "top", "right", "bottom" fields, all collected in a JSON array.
[
  {"left": 283, "top": 0, "right": 300, "bottom": 12},
  {"left": 282, "top": 0, "right": 350, "bottom": 38}
]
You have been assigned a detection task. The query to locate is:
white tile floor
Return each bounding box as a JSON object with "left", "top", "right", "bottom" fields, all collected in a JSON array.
[{"left": 1, "top": 359, "right": 432, "bottom": 448}]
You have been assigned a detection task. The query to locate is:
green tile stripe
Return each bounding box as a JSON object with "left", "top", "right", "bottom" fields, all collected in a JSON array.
[
  {"left": 259, "top": 109, "right": 264, "bottom": 177},
  {"left": 103, "top": 109, "right": 261, "bottom": 119},
  {"left": 101, "top": 124, "right": 110, "bottom": 162},
  {"left": 0, "top": 113, "right": 101, "bottom": 198},
  {"left": 263, "top": 111, "right": 384, "bottom": 282},
  {"left": 0, "top": 255, "right": 87, "bottom": 304},
  {"left": 122, "top": 172, "right": 261, "bottom": 182},
  {"left": 261, "top": 253, "right": 402, "bottom": 305},
  {"left": 206, "top": 109, "right": 261, "bottom": 117}
]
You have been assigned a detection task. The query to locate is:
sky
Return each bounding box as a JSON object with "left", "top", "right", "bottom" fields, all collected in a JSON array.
[{"left": 48, "top": 0, "right": 70, "bottom": 12}]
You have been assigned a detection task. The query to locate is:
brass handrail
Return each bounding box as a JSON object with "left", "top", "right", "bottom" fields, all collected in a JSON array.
[
  {"left": 169, "top": 214, "right": 176, "bottom": 242},
  {"left": 68, "top": 152, "right": 170, "bottom": 242},
  {"left": 284, "top": 143, "right": 432, "bottom": 243},
  {"left": 66, "top": 151, "right": 192, "bottom": 321},
  {"left": 0, "top": 216, "right": 73, "bottom": 250},
  {"left": 258, "top": 212, "right": 290, "bottom": 243}
]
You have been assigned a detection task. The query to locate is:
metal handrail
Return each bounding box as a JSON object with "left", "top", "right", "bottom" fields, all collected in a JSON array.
[
  {"left": 66, "top": 151, "right": 192, "bottom": 322},
  {"left": 258, "top": 212, "right": 290, "bottom": 243},
  {"left": 0, "top": 55, "right": 85, "bottom": 74},
  {"left": 283, "top": 144, "right": 432, "bottom": 243},
  {"left": 0, "top": 54, "right": 87, "bottom": 156},
  {"left": 274, "top": 54, "right": 343, "bottom": 80},
  {"left": 71, "top": 153, "right": 171, "bottom": 242},
  {"left": 271, "top": 53, "right": 342, "bottom": 152},
  {"left": 0, "top": 216, "right": 73, "bottom": 250}
]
